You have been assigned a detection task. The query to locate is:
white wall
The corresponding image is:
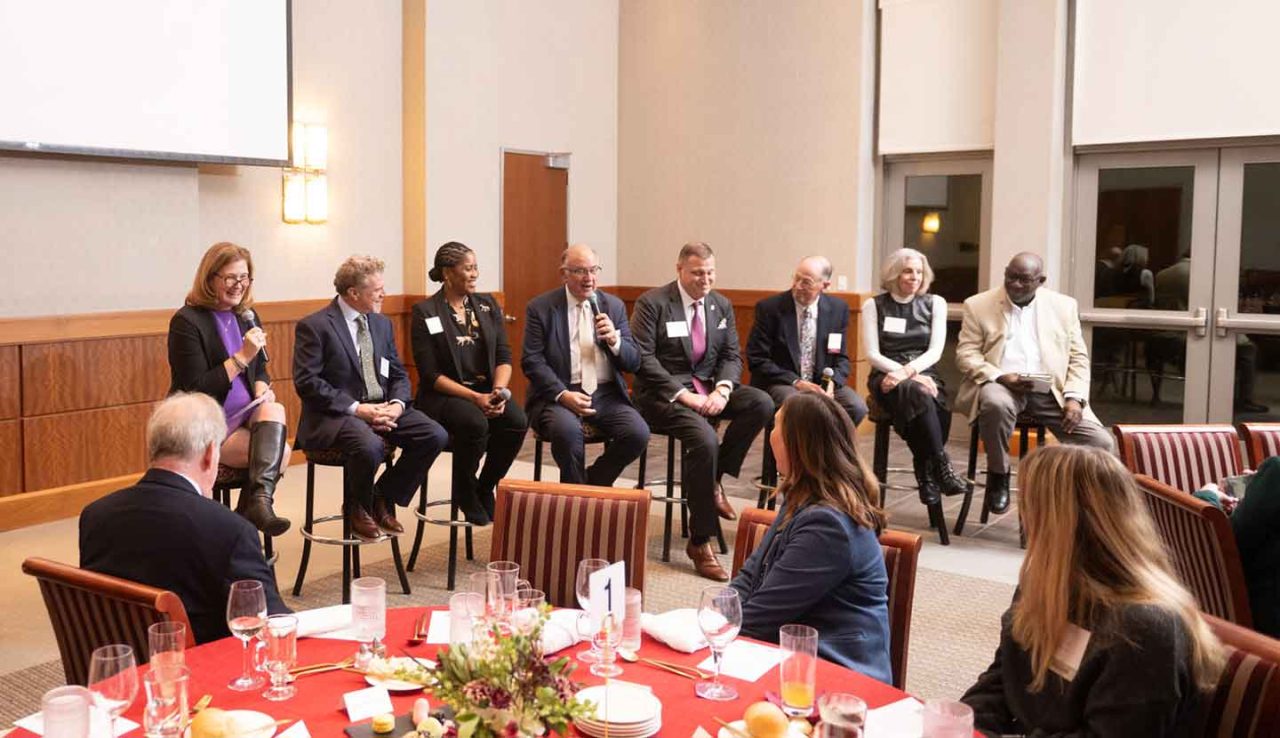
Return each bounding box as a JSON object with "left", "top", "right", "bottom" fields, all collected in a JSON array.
[
  {"left": 0, "top": 0, "right": 404, "bottom": 318},
  {"left": 425, "top": 0, "right": 619, "bottom": 290},
  {"left": 617, "top": 0, "right": 865, "bottom": 290}
]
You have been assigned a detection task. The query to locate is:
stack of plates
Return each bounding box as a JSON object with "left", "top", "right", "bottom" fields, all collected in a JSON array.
[{"left": 574, "top": 685, "right": 663, "bottom": 738}]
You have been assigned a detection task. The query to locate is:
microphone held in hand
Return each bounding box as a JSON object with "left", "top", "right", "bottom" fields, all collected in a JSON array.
[
  {"left": 822, "top": 367, "right": 835, "bottom": 394},
  {"left": 243, "top": 309, "right": 269, "bottom": 362},
  {"left": 489, "top": 387, "right": 512, "bottom": 407},
  {"left": 586, "top": 291, "right": 601, "bottom": 316}
]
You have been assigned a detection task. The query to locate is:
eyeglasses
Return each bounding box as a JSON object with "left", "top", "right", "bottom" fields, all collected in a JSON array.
[
  {"left": 792, "top": 275, "right": 823, "bottom": 289},
  {"left": 216, "top": 274, "right": 253, "bottom": 288},
  {"left": 565, "top": 266, "right": 603, "bottom": 277},
  {"left": 1004, "top": 272, "right": 1042, "bottom": 286}
]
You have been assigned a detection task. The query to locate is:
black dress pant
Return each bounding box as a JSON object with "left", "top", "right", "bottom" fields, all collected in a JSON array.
[
  {"left": 639, "top": 386, "right": 773, "bottom": 539},
  {"left": 420, "top": 393, "right": 529, "bottom": 509},
  {"left": 330, "top": 408, "right": 448, "bottom": 509}
]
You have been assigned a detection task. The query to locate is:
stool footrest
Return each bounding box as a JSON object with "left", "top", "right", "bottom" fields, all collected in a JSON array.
[{"left": 299, "top": 514, "right": 398, "bottom": 547}]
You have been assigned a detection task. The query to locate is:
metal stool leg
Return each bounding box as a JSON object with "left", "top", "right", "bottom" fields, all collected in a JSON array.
[
  {"left": 390, "top": 536, "right": 411, "bottom": 594},
  {"left": 291, "top": 462, "right": 317, "bottom": 597},
  {"left": 465, "top": 524, "right": 474, "bottom": 560},
  {"left": 636, "top": 446, "right": 648, "bottom": 490},
  {"left": 953, "top": 424, "right": 982, "bottom": 536},
  {"left": 533, "top": 439, "right": 543, "bottom": 482},
  {"left": 873, "top": 422, "right": 890, "bottom": 485},
  {"left": 408, "top": 478, "right": 428, "bottom": 571},
  {"left": 447, "top": 501, "right": 460, "bottom": 590}
]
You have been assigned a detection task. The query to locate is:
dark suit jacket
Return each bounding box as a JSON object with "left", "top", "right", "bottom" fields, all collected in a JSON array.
[
  {"left": 1234, "top": 456, "right": 1280, "bottom": 638},
  {"left": 730, "top": 502, "right": 892, "bottom": 683},
  {"left": 293, "top": 298, "right": 412, "bottom": 450},
  {"left": 168, "top": 305, "right": 270, "bottom": 402},
  {"left": 747, "top": 291, "right": 852, "bottom": 389},
  {"left": 410, "top": 292, "right": 510, "bottom": 402},
  {"left": 630, "top": 282, "right": 742, "bottom": 405},
  {"left": 521, "top": 287, "right": 641, "bottom": 415},
  {"left": 79, "top": 468, "right": 289, "bottom": 644}
]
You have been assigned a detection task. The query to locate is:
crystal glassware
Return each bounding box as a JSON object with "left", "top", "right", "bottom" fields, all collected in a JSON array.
[
  {"left": 225, "top": 580, "right": 267, "bottom": 690},
  {"left": 352, "top": 577, "right": 387, "bottom": 669},
  {"left": 142, "top": 664, "right": 189, "bottom": 738},
  {"left": 815, "top": 693, "right": 867, "bottom": 738},
  {"left": 922, "top": 699, "right": 974, "bottom": 738},
  {"left": 88, "top": 644, "right": 139, "bottom": 738},
  {"left": 147, "top": 621, "right": 187, "bottom": 669},
  {"left": 574, "top": 558, "right": 609, "bottom": 664},
  {"left": 40, "top": 685, "right": 93, "bottom": 738},
  {"left": 779, "top": 623, "right": 819, "bottom": 716},
  {"left": 695, "top": 585, "right": 742, "bottom": 701},
  {"left": 486, "top": 560, "right": 521, "bottom": 621},
  {"left": 262, "top": 615, "right": 298, "bottom": 701},
  {"left": 589, "top": 613, "right": 624, "bottom": 678}
]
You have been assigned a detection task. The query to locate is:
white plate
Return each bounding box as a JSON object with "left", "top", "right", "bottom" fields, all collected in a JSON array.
[
  {"left": 185, "top": 709, "right": 276, "bottom": 738},
  {"left": 364, "top": 673, "right": 426, "bottom": 692},
  {"left": 576, "top": 685, "right": 662, "bottom": 724},
  {"left": 576, "top": 719, "right": 661, "bottom": 738},
  {"left": 717, "top": 719, "right": 809, "bottom": 738}
]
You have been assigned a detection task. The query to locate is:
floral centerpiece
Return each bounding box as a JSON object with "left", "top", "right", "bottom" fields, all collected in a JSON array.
[{"left": 427, "top": 609, "right": 595, "bottom": 738}]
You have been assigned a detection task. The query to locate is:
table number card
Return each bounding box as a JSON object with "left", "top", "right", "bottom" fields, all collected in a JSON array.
[
  {"left": 278, "top": 721, "right": 313, "bottom": 738},
  {"left": 588, "top": 561, "right": 626, "bottom": 628},
  {"left": 343, "top": 685, "right": 394, "bottom": 722}
]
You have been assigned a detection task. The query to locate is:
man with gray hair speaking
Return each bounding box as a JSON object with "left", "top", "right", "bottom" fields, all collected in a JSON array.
[{"left": 80, "top": 392, "right": 289, "bottom": 644}]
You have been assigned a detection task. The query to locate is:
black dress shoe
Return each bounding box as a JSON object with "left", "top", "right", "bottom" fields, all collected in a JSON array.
[
  {"left": 348, "top": 506, "right": 383, "bottom": 541},
  {"left": 986, "top": 472, "right": 1011, "bottom": 515},
  {"left": 455, "top": 494, "right": 492, "bottom": 526},
  {"left": 914, "top": 457, "right": 941, "bottom": 506},
  {"left": 928, "top": 453, "right": 970, "bottom": 497}
]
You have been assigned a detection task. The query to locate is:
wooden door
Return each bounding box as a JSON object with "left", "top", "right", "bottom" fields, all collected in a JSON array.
[{"left": 502, "top": 151, "right": 568, "bottom": 402}]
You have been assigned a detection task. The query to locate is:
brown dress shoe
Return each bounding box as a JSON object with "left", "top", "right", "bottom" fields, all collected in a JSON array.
[
  {"left": 371, "top": 497, "right": 404, "bottom": 534},
  {"left": 714, "top": 482, "right": 737, "bottom": 521},
  {"left": 348, "top": 506, "right": 383, "bottom": 541},
  {"left": 686, "top": 540, "right": 730, "bottom": 582}
]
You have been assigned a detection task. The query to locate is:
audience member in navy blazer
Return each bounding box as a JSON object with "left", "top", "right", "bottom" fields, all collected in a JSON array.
[
  {"left": 80, "top": 394, "right": 289, "bottom": 645},
  {"left": 730, "top": 391, "right": 892, "bottom": 683},
  {"left": 293, "top": 255, "right": 448, "bottom": 541},
  {"left": 522, "top": 244, "right": 649, "bottom": 487}
]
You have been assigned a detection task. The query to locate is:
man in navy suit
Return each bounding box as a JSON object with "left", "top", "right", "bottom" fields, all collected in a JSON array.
[
  {"left": 80, "top": 393, "right": 290, "bottom": 644},
  {"left": 522, "top": 244, "right": 649, "bottom": 486},
  {"left": 747, "top": 256, "right": 867, "bottom": 426},
  {"left": 293, "top": 255, "right": 448, "bottom": 541}
]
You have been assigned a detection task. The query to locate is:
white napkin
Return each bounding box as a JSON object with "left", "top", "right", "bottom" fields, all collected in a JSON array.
[
  {"left": 640, "top": 609, "right": 709, "bottom": 653},
  {"left": 426, "top": 610, "right": 452, "bottom": 644},
  {"left": 541, "top": 609, "right": 585, "bottom": 654},
  {"left": 696, "top": 640, "right": 784, "bottom": 682},
  {"left": 15, "top": 707, "right": 138, "bottom": 737},
  {"left": 294, "top": 604, "right": 353, "bottom": 638},
  {"left": 864, "top": 697, "right": 923, "bottom": 738}
]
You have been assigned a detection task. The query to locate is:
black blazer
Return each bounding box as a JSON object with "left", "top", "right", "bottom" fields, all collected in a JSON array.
[
  {"left": 411, "top": 292, "right": 511, "bottom": 403},
  {"left": 168, "top": 305, "right": 269, "bottom": 401},
  {"left": 521, "top": 287, "right": 642, "bottom": 414},
  {"left": 293, "top": 298, "right": 412, "bottom": 450},
  {"left": 631, "top": 282, "right": 742, "bottom": 404},
  {"left": 747, "top": 291, "right": 852, "bottom": 389},
  {"left": 79, "top": 468, "right": 289, "bottom": 645}
]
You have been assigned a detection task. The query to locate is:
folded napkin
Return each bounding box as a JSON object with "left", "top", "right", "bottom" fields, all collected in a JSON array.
[
  {"left": 541, "top": 609, "right": 586, "bottom": 654},
  {"left": 15, "top": 708, "right": 138, "bottom": 737},
  {"left": 294, "top": 603, "right": 355, "bottom": 638},
  {"left": 640, "top": 609, "right": 709, "bottom": 653}
]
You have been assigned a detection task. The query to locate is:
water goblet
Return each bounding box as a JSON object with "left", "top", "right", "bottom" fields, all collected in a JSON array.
[
  {"left": 695, "top": 585, "right": 742, "bottom": 701},
  {"left": 225, "top": 580, "right": 267, "bottom": 691},
  {"left": 589, "top": 614, "right": 624, "bottom": 678},
  {"left": 574, "top": 558, "right": 609, "bottom": 663},
  {"left": 88, "top": 644, "right": 139, "bottom": 738},
  {"left": 262, "top": 615, "right": 298, "bottom": 701}
]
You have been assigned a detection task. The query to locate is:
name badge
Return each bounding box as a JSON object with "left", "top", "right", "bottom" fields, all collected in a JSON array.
[
  {"left": 666, "top": 320, "right": 690, "bottom": 338},
  {"left": 1049, "top": 623, "right": 1092, "bottom": 682},
  {"left": 827, "top": 333, "right": 842, "bottom": 352},
  {"left": 883, "top": 316, "right": 907, "bottom": 334},
  {"left": 379, "top": 357, "right": 390, "bottom": 378},
  {"left": 425, "top": 316, "right": 444, "bottom": 335}
]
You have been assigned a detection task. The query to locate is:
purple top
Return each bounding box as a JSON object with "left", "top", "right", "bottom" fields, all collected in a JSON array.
[{"left": 212, "top": 310, "right": 254, "bottom": 431}]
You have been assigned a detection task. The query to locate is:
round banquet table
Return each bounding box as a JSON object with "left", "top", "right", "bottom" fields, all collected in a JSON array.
[{"left": 15, "top": 607, "right": 947, "bottom": 737}]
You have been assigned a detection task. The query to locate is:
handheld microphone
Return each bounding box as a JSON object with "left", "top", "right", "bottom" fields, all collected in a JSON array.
[
  {"left": 489, "top": 387, "right": 512, "bottom": 406},
  {"left": 822, "top": 367, "right": 835, "bottom": 394},
  {"left": 586, "top": 291, "right": 601, "bottom": 316},
  {"left": 243, "top": 309, "right": 269, "bottom": 362}
]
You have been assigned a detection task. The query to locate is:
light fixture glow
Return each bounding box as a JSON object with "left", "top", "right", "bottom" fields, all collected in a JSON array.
[
  {"left": 282, "top": 171, "right": 306, "bottom": 223},
  {"left": 921, "top": 212, "right": 941, "bottom": 234},
  {"left": 282, "top": 122, "right": 328, "bottom": 224},
  {"left": 305, "top": 174, "right": 328, "bottom": 224}
]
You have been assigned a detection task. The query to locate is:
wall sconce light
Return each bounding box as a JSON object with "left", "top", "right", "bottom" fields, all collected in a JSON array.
[
  {"left": 282, "top": 123, "right": 328, "bottom": 224},
  {"left": 921, "top": 212, "right": 941, "bottom": 234}
]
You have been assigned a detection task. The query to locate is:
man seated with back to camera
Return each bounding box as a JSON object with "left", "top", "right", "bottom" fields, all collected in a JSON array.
[{"left": 79, "top": 393, "right": 290, "bottom": 644}]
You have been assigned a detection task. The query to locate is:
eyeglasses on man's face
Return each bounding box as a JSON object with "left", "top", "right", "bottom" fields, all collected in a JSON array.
[
  {"left": 1004, "top": 271, "right": 1043, "bottom": 286},
  {"left": 565, "top": 266, "right": 603, "bottom": 278},
  {"left": 792, "top": 275, "right": 823, "bottom": 289},
  {"left": 217, "top": 274, "right": 253, "bottom": 288}
]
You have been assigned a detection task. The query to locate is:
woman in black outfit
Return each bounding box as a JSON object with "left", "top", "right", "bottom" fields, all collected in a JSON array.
[
  {"left": 167, "top": 241, "right": 291, "bottom": 535},
  {"left": 859, "top": 248, "right": 966, "bottom": 504},
  {"left": 411, "top": 242, "right": 528, "bottom": 525}
]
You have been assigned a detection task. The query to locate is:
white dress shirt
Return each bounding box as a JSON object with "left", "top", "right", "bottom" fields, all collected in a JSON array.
[
  {"left": 565, "top": 287, "right": 618, "bottom": 388},
  {"left": 337, "top": 296, "right": 403, "bottom": 414},
  {"left": 1000, "top": 297, "right": 1042, "bottom": 374},
  {"left": 673, "top": 282, "right": 732, "bottom": 400}
]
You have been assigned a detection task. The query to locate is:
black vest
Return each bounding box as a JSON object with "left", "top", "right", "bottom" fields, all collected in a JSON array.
[{"left": 874, "top": 292, "right": 934, "bottom": 365}]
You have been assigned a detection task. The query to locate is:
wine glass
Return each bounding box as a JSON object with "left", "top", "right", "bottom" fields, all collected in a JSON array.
[
  {"left": 87, "top": 644, "right": 139, "bottom": 738},
  {"left": 575, "top": 558, "right": 609, "bottom": 663},
  {"left": 225, "top": 579, "right": 267, "bottom": 691},
  {"left": 589, "top": 613, "right": 624, "bottom": 678},
  {"left": 262, "top": 615, "right": 298, "bottom": 701},
  {"left": 695, "top": 585, "right": 742, "bottom": 701}
]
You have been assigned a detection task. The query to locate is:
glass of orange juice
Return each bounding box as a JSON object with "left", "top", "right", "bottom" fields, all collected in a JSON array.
[{"left": 779, "top": 623, "right": 818, "bottom": 717}]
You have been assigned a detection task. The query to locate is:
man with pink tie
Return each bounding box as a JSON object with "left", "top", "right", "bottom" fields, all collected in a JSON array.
[{"left": 631, "top": 242, "right": 773, "bottom": 581}]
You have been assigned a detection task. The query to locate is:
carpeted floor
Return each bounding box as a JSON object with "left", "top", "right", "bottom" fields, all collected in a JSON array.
[{"left": 0, "top": 518, "right": 1013, "bottom": 726}]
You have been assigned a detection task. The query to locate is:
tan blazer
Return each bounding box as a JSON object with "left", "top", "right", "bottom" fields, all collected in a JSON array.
[{"left": 954, "top": 286, "right": 1099, "bottom": 423}]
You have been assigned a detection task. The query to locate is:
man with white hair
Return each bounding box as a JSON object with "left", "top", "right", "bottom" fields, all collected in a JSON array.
[{"left": 80, "top": 392, "right": 289, "bottom": 644}]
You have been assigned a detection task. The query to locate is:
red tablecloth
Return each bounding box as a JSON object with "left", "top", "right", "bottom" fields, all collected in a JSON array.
[{"left": 14, "top": 608, "right": 925, "bottom": 737}]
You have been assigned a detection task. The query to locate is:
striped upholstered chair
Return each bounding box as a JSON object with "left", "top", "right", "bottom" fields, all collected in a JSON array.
[
  {"left": 1134, "top": 474, "right": 1253, "bottom": 627},
  {"left": 23, "top": 557, "right": 195, "bottom": 685},
  {"left": 490, "top": 479, "right": 650, "bottom": 607},
  {"left": 1114, "top": 424, "right": 1243, "bottom": 494},
  {"left": 1241, "top": 422, "right": 1280, "bottom": 469},
  {"left": 1204, "top": 615, "right": 1280, "bottom": 737},
  {"left": 727, "top": 507, "right": 921, "bottom": 691}
]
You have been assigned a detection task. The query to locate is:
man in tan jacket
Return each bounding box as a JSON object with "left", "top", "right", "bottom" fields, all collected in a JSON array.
[{"left": 955, "top": 252, "right": 1114, "bottom": 513}]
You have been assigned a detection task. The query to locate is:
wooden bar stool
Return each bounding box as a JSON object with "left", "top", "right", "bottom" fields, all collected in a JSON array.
[
  {"left": 212, "top": 465, "right": 277, "bottom": 566},
  {"left": 755, "top": 415, "right": 778, "bottom": 510},
  {"left": 642, "top": 428, "right": 728, "bottom": 562},
  {"left": 290, "top": 446, "right": 411, "bottom": 604},
  {"left": 954, "top": 416, "right": 1042, "bottom": 541},
  {"left": 865, "top": 395, "right": 952, "bottom": 546}
]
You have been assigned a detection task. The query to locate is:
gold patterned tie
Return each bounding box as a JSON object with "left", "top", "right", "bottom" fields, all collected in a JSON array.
[
  {"left": 579, "top": 302, "right": 598, "bottom": 395},
  {"left": 356, "top": 314, "right": 384, "bottom": 402}
]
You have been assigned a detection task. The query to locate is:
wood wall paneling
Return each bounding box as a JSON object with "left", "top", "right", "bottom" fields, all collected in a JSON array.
[
  {"left": 0, "top": 420, "right": 22, "bottom": 496},
  {"left": 22, "top": 336, "right": 169, "bottom": 416},
  {"left": 0, "top": 345, "right": 19, "bottom": 419},
  {"left": 23, "top": 402, "right": 157, "bottom": 491},
  {"left": 263, "top": 320, "right": 297, "bottom": 380}
]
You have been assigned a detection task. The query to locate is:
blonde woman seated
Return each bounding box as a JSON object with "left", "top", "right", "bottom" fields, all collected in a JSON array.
[
  {"left": 729, "top": 392, "right": 892, "bottom": 683},
  {"left": 962, "top": 445, "right": 1224, "bottom": 737}
]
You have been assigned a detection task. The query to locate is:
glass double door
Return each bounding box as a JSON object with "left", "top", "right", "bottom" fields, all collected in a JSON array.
[{"left": 1074, "top": 148, "right": 1280, "bottom": 426}]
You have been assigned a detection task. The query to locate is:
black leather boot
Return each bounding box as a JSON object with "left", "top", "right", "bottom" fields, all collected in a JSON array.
[
  {"left": 929, "top": 453, "right": 970, "bottom": 497},
  {"left": 986, "top": 471, "right": 1011, "bottom": 515},
  {"left": 914, "top": 457, "right": 941, "bottom": 506},
  {"left": 237, "top": 421, "right": 291, "bottom": 536}
]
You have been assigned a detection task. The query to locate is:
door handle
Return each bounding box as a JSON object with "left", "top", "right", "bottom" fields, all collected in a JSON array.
[
  {"left": 503, "top": 313, "right": 518, "bottom": 324},
  {"left": 1216, "top": 307, "right": 1229, "bottom": 338},
  {"left": 1192, "top": 306, "right": 1207, "bottom": 338},
  {"left": 1215, "top": 307, "right": 1280, "bottom": 337}
]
